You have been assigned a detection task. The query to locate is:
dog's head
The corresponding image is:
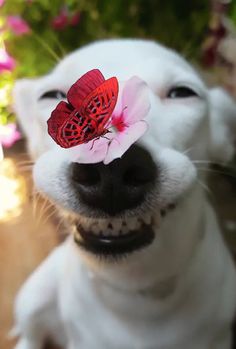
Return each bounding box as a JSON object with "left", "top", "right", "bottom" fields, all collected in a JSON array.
[{"left": 14, "top": 40, "right": 236, "bottom": 289}]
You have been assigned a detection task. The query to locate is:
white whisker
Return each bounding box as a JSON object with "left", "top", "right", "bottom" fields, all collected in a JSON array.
[{"left": 197, "top": 178, "right": 212, "bottom": 195}]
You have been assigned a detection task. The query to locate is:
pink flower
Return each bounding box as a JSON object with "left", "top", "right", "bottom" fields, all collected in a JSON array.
[
  {"left": 51, "top": 8, "right": 81, "bottom": 30},
  {"left": 51, "top": 8, "right": 68, "bottom": 30},
  {"left": 0, "top": 48, "right": 16, "bottom": 73},
  {"left": 70, "top": 11, "right": 81, "bottom": 26},
  {"left": 70, "top": 77, "right": 150, "bottom": 164},
  {"left": 0, "top": 123, "right": 21, "bottom": 148},
  {"left": 0, "top": 0, "right": 5, "bottom": 7},
  {"left": 7, "top": 16, "right": 31, "bottom": 36}
]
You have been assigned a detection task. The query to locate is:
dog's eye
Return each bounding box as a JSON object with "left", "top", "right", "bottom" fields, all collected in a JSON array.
[
  {"left": 167, "top": 87, "right": 198, "bottom": 99},
  {"left": 39, "top": 90, "right": 66, "bottom": 100}
]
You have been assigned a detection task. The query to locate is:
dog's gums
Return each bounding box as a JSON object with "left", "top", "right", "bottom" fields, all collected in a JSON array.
[{"left": 72, "top": 204, "right": 176, "bottom": 256}]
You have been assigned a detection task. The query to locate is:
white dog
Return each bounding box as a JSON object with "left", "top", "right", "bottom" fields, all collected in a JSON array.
[{"left": 13, "top": 39, "right": 236, "bottom": 349}]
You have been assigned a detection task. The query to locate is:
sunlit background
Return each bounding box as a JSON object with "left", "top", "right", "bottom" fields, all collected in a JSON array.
[{"left": 0, "top": 1, "right": 236, "bottom": 348}]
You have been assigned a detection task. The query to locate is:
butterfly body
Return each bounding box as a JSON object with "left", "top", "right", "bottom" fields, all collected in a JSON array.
[
  {"left": 48, "top": 70, "right": 119, "bottom": 148},
  {"left": 59, "top": 109, "right": 109, "bottom": 147}
]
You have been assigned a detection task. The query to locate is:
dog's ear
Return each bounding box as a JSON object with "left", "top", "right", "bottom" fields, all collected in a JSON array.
[
  {"left": 13, "top": 78, "right": 47, "bottom": 159},
  {"left": 208, "top": 88, "right": 236, "bottom": 163}
]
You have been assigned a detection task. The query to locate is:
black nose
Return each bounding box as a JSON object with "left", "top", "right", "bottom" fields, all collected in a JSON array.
[{"left": 70, "top": 144, "right": 157, "bottom": 215}]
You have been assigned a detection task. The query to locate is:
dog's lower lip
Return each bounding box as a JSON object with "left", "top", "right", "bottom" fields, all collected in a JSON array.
[{"left": 74, "top": 223, "right": 155, "bottom": 256}]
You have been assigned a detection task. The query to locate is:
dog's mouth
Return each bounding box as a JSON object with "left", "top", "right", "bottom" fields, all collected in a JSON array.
[{"left": 73, "top": 203, "right": 176, "bottom": 256}]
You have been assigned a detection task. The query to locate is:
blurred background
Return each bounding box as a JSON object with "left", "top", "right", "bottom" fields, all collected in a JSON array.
[{"left": 0, "top": 0, "right": 236, "bottom": 348}]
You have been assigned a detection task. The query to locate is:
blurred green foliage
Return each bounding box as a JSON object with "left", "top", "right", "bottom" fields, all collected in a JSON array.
[
  {"left": 230, "top": 0, "right": 236, "bottom": 26},
  {"left": 2, "top": 0, "right": 211, "bottom": 77}
]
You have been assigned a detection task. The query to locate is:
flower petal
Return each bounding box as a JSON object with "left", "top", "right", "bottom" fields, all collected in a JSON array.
[
  {"left": 0, "top": 123, "right": 21, "bottom": 148},
  {"left": 104, "top": 121, "right": 148, "bottom": 164},
  {"left": 70, "top": 11, "right": 81, "bottom": 26},
  {"left": 0, "top": 48, "right": 16, "bottom": 73},
  {"left": 70, "top": 137, "right": 109, "bottom": 164},
  {"left": 7, "top": 16, "right": 31, "bottom": 36},
  {"left": 122, "top": 76, "right": 150, "bottom": 124},
  {"left": 109, "top": 81, "right": 125, "bottom": 125},
  {"left": 51, "top": 8, "right": 68, "bottom": 31}
]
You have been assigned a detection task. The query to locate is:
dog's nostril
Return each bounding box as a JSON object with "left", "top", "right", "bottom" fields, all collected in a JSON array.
[
  {"left": 123, "top": 166, "right": 154, "bottom": 186},
  {"left": 71, "top": 163, "right": 100, "bottom": 186},
  {"left": 70, "top": 145, "right": 157, "bottom": 215}
]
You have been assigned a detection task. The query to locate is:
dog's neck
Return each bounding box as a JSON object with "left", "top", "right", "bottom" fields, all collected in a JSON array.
[{"left": 65, "top": 215, "right": 207, "bottom": 319}]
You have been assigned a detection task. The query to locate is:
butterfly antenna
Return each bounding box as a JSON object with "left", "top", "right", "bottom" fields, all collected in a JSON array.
[{"left": 89, "top": 137, "right": 99, "bottom": 150}]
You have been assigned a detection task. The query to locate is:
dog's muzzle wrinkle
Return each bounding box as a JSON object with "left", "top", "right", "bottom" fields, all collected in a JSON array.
[{"left": 71, "top": 144, "right": 157, "bottom": 215}]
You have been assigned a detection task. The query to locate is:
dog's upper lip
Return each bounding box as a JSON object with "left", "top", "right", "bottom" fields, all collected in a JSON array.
[{"left": 74, "top": 223, "right": 155, "bottom": 256}]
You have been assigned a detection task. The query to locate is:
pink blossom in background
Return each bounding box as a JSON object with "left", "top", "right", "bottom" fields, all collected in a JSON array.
[
  {"left": 0, "top": 0, "right": 5, "bottom": 7},
  {"left": 71, "top": 76, "right": 150, "bottom": 165},
  {"left": 51, "top": 8, "right": 68, "bottom": 30},
  {"left": 0, "top": 123, "right": 21, "bottom": 148},
  {"left": 0, "top": 48, "right": 16, "bottom": 73},
  {"left": 7, "top": 16, "right": 31, "bottom": 36},
  {"left": 51, "top": 8, "right": 81, "bottom": 30},
  {"left": 70, "top": 11, "right": 81, "bottom": 26}
]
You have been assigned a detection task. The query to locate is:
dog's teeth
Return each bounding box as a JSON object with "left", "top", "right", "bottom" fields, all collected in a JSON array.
[
  {"left": 120, "top": 224, "right": 129, "bottom": 235},
  {"left": 77, "top": 212, "right": 162, "bottom": 238},
  {"left": 98, "top": 219, "right": 107, "bottom": 231},
  {"left": 104, "top": 222, "right": 117, "bottom": 236},
  {"left": 84, "top": 217, "right": 96, "bottom": 230},
  {"left": 129, "top": 217, "right": 138, "bottom": 230},
  {"left": 112, "top": 219, "right": 122, "bottom": 232},
  {"left": 143, "top": 213, "right": 151, "bottom": 225},
  {"left": 90, "top": 223, "right": 100, "bottom": 235}
]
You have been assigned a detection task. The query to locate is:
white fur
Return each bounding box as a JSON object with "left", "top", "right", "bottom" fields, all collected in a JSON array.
[{"left": 13, "top": 39, "right": 236, "bottom": 349}]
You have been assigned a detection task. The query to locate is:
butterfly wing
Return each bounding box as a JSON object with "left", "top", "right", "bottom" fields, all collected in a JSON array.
[
  {"left": 81, "top": 77, "right": 119, "bottom": 132},
  {"left": 47, "top": 101, "right": 74, "bottom": 146},
  {"left": 48, "top": 73, "right": 119, "bottom": 148},
  {"left": 67, "top": 69, "right": 105, "bottom": 109},
  {"left": 58, "top": 110, "right": 99, "bottom": 148}
]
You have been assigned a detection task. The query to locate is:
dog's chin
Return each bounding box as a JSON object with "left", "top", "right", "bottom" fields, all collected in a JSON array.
[{"left": 71, "top": 203, "right": 177, "bottom": 258}]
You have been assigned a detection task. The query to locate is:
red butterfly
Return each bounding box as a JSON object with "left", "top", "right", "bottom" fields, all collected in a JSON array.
[{"left": 47, "top": 69, "right": 119, "bottom": 148}]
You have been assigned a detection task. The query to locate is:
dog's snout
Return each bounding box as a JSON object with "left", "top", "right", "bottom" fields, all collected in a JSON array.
[{"left": 71, "top": 145, "right": 157, "bottom": 215}]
